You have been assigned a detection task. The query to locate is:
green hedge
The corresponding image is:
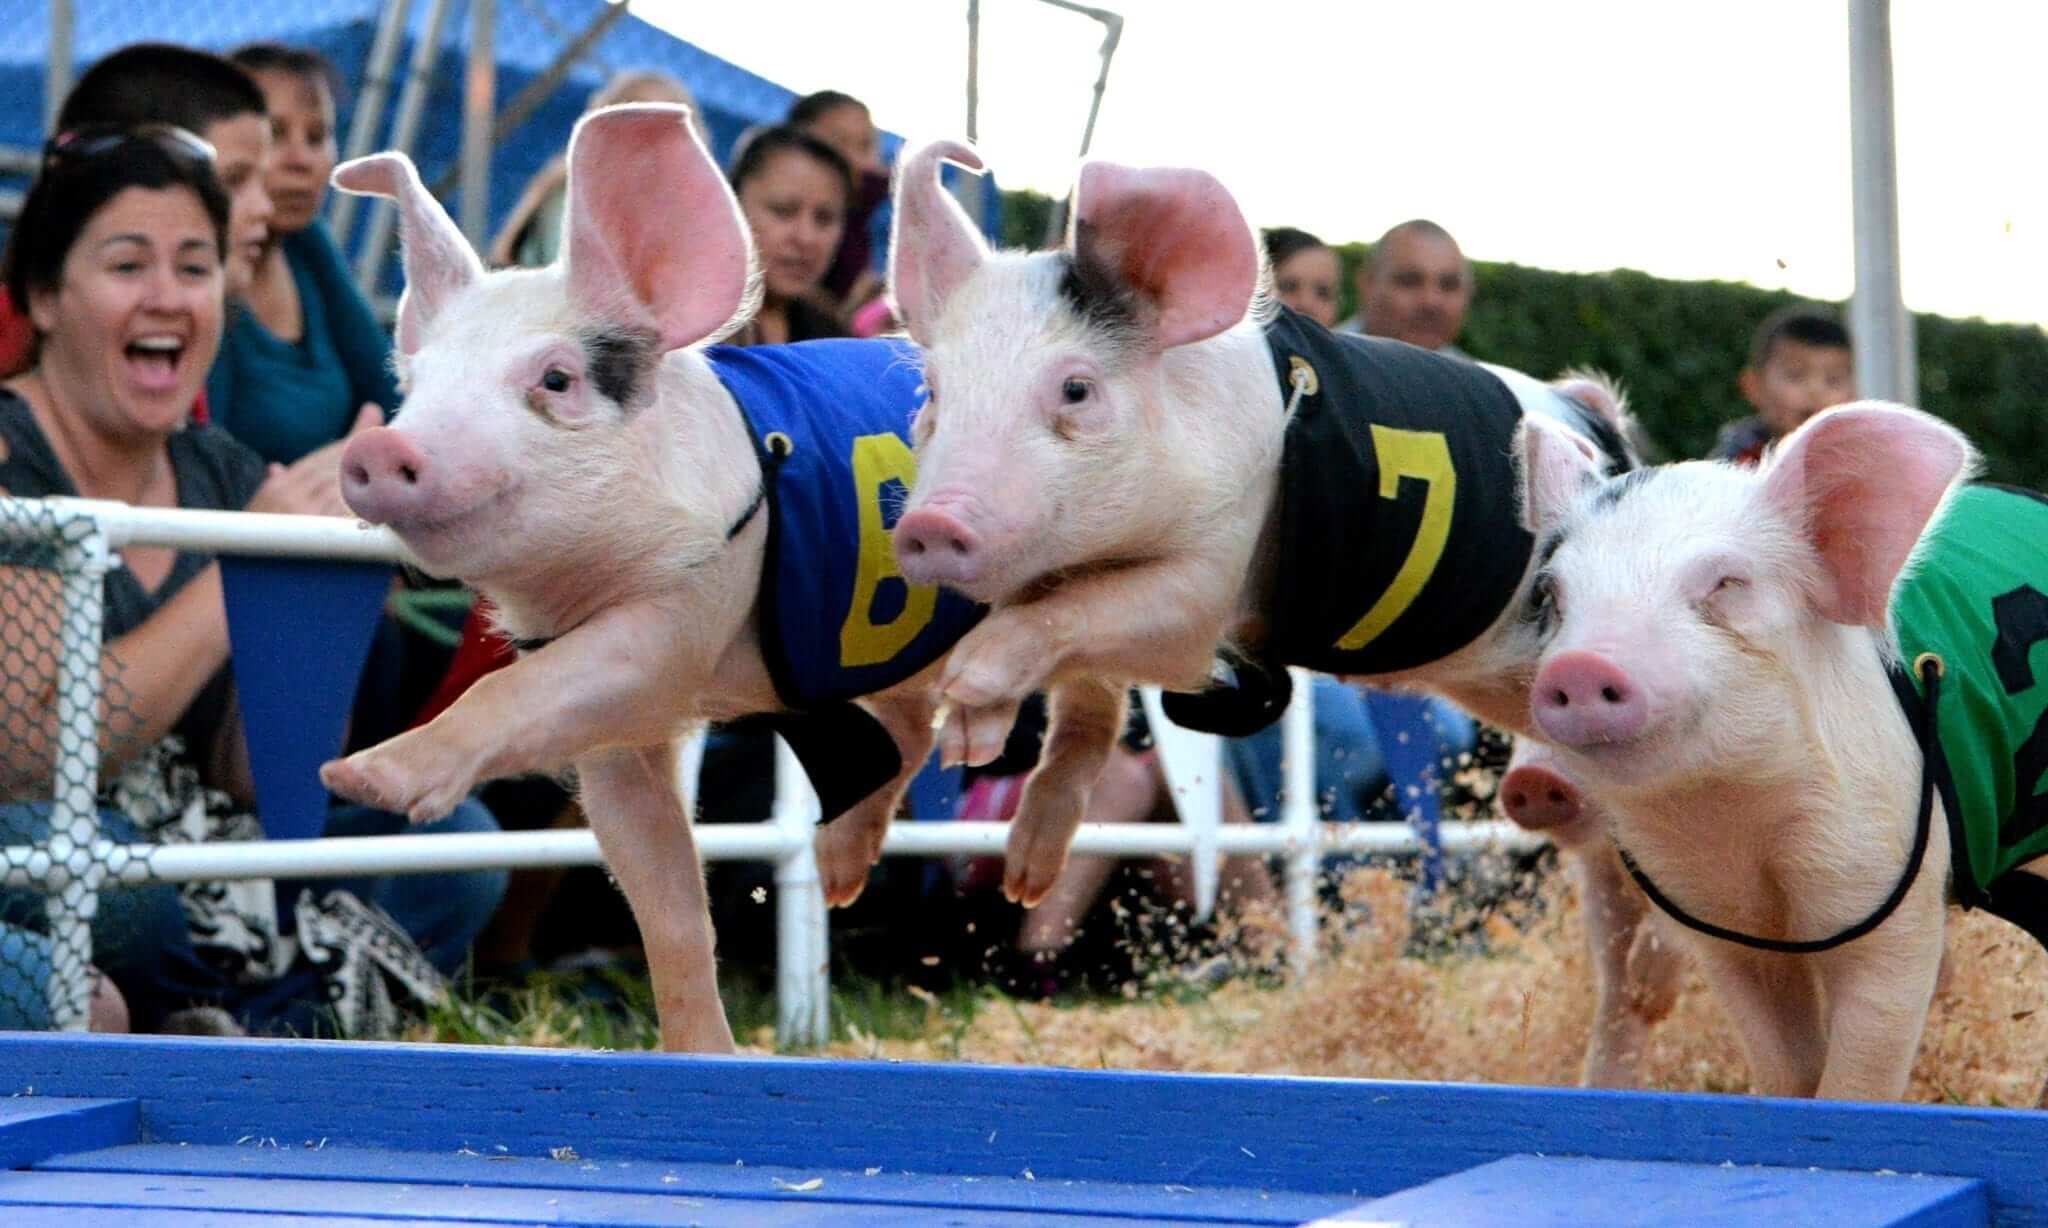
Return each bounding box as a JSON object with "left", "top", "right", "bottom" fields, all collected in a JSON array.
[{"left": 1332, "top": 243, "right": 2048, "bottom": 487}]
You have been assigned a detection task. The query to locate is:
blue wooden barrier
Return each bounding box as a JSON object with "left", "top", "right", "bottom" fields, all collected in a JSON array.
[{"left": 0, "top": 1033, "right": 2044, "bottom": 1224}]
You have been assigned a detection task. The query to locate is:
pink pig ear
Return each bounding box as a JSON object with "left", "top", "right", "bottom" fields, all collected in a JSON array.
[
  {"left": 1517, "top": 412, "right": 1604, "bottom": 534},
  {"left": 1070, "top": 161, "right": 1258, "bottom": 352},
  {"left": 887, "top": 139, "right": 988, "bottom": 346},
  {"left": 1758, "top": 402, "right": 1976, "bottom": 627},
  {"left": 564, "top": 104, "right": 752, "bottom": 352},
  {"left": 330, "top": 152, "right": 482, "bottom": 355}
]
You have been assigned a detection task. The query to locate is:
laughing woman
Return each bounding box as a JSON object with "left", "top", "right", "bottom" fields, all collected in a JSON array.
[{"left": 0, "top": 124, "right": 504, "bottom": 1036}]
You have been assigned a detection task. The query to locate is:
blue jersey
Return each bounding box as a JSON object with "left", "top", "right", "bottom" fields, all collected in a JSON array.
[{"left": 707, "top": 338, "right": 985, "bottom": 711}]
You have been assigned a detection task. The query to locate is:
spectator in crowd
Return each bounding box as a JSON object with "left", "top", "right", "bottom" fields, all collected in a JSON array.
[
  {"left": 0, "top": 43, "right": 274, "bottom": 387},
  {"left": 204, "top": 43, "right": 394, "bottom": 465},
  {"left": 725, "top": 126, "right": 854, "bottom": 345},
  {"left": 1709, "top": 303, "right": 1856, "bottom": 466},
  {"left": 489, "top": 69, "right": 699, "bottom": 271},
  {"left": 0, "top": 123, "right": 505, "bottom": 1038},
  {"left": 787, "top": 90, "right": 890, "bottom": 314},
  {"left": 1338, "top": 218, "right": 1472, "bottom": 358},
  {"left": 1264, "top": 227, "right": 1342, "bottom": 327}
]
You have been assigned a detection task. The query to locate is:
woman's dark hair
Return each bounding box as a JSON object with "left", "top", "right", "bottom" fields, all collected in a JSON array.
[
  {"left": 57, "top": 43, "right": 267, "bottom": 137},
  {"left": 3, "top": 125, "right": 232, "bottom": 318},
  {"left": 228, "top": 41, "right": 347, "bottom": 106},
  {"left": 1263, "top": 226, "right": 1328, "bottom": 267},
  {"left": 728, "top": 125, "right": 854, "bottom": 208},
  {"left": 786, "top": 89, "right": 867, "bottom": 129}
]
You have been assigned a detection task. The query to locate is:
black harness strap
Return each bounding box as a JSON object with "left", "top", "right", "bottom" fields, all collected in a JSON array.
[{"left": 1615, "top": 652, "right": 1944, "bottom": 955}]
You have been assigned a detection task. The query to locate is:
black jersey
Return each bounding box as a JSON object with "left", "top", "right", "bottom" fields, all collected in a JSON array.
[{"left": 1163, "top": 308, "right": 1626, "bottom": 737}]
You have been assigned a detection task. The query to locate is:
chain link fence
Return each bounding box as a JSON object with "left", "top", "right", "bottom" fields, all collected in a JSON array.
[{"left": 0, "top": 496, "right": 125, "bottom": 1032}]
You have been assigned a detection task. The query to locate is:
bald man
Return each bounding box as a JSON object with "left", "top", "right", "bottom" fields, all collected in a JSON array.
[{"left": 1336, "top": 219, "right": 1473, "bottom": 358}]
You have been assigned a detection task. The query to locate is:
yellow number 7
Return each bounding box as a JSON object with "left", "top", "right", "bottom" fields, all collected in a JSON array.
[{"left": 1334, "top": 426, "right": 1456, "bottom": 652}]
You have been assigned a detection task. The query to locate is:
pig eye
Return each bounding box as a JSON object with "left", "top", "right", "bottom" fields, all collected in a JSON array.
[
  {"left": 540, "top": 368, "right": 573, "bottom": 393},
  {"left": 1528, "top": 571, "right": 1559, "bottom": 630},
  {"left": 1060, "top": 377, "right": 1093, "bottom": 405}
]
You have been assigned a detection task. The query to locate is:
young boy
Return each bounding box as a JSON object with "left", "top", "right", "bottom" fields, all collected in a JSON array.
[
  {"left": 0, "top": 43, "right": 274, "bottom": 383},
  {"left": 1710, "top": 303, "right": 1857, "bottom": 465}
]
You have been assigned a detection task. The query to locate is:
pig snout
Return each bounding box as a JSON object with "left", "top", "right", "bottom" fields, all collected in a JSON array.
[
  {"left": 894, "top": 498, "right": 986, "bottom": 587},
  {"left": 339, "top": 427, "right": 433, "bottom": 525},
  {"left": 1500, "top": 761, "right": 1584, "bottom": 831},
  {"left": 1532, "top": 650, "right": 1648, "bottom": 747}
]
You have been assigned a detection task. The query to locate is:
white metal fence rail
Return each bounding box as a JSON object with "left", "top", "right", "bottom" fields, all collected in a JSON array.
[{"left": 1, "top": 495, "right": 1538, "bottom": 1043}]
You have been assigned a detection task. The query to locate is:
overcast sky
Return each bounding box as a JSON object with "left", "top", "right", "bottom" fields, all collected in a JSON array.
[{"left": 641, "top": 1, "right": 2048, "bottom": 328}]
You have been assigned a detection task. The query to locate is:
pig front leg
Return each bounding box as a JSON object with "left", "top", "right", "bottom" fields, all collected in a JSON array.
[
  {"left": 1004, "top": 677, "right": 1127, "bottom": 907},
  {"left": 934, "top": 556, "right": 1237, "bottom": 768},
  {"left": 1687, "top": 942, "right": 1827, "bottom": 1097},
  {"left": 321, "top": 600, "right": 709, "bottom": 822},
  {"left": 1813, "top": 898, "right": 1946, "bottom": 1101},
  {"left": 1570, "top": 839, "right": 1683, "bottom": 1088},
  {"left": 814, "top": 683, "right": 939, "bottom": 908},
  {"left": 576, "top": 739, "right": 735, "bottom": 1053}
]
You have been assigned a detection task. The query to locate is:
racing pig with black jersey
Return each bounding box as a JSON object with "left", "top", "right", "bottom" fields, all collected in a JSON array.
[
  {"left": 1521, "top": 402, "right": 2048, "bottom": 1101},
  {"left": 884, "top": 139, "right": 1639, "bottom": 888},
  {"left": 314, "top": 106, "right": 1121, "bottom": 1053}
]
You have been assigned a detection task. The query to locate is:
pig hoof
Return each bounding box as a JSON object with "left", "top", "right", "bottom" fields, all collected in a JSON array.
[
  {"left": 1008, "top": 869, "right": 1060, "bottom": 910},
  {"left": 320, "top": 758, "right": 386, "bottom": 809}
]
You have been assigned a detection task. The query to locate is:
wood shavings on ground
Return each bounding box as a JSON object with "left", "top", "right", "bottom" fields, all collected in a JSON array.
[{"left": 810, "top": 862, "right": 2048, "bottom": 1108}]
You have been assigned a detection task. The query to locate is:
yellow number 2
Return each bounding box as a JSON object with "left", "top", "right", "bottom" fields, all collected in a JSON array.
[
  {"left": 842, "top": 432, "right": 939, "bottom": 667},
  {"left": 1334, "top": 426, "right": 1456, "bottom": 652}
]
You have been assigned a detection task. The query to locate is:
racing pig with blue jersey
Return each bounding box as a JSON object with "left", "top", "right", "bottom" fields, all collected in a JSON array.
[{"left": 314, "top": 106, "right": 1122, "bottom": 1053}]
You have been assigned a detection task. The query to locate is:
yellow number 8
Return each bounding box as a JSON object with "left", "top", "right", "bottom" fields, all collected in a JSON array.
[
  {"left": 842, "top": 432, "right": 940, "bottom": 667},
  {"left": 1334, "top": 426, "right": 1456, "bottom": 652}
]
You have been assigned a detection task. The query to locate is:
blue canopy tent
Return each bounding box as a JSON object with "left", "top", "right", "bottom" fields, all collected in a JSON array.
[
  {"left": 0, "top": 0, "right": 997, "bottom": 840},
  {"left": 1, "top": 0, "right": 1003, "bottom": 293}
]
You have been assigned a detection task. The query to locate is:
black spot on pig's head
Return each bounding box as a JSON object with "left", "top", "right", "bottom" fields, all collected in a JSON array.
[
  {"left": 1058, "top": 238, "right": 1144, "bottom": 357},
  {"left": 580, "top": 327, "right": 660, "bottom": 410},
  {"left": 1589, "top": 467, "right": 1658, "bottom": 515}
]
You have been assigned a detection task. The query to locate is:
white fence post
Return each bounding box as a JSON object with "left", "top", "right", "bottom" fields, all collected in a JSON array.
[
  {"left": 1139, "top": 688, "right": 1222, "bottom": 920},
  {"left": 1280, "top": 668, "right": 1319, "bottom": 978},
  {"left": 770, "top": 737, "right": 829, "bottom": 1048}
]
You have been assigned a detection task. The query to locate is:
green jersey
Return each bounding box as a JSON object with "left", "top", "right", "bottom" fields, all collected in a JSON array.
[{"left": 1892, "top": 483, "right": 2048, "bottom": 928}]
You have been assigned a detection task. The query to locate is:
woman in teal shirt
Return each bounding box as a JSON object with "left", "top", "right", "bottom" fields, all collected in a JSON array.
[{"left": 211, "top": 44, "right": 395, "bottom": 462}]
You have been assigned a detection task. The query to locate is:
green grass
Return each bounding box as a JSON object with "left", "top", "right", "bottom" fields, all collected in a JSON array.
[{"left": 413, "top": 959, "right": 1015, "bottom": 1056}]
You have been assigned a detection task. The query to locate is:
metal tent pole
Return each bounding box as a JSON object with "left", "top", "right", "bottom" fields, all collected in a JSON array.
[
  {"left": 353, "top": 0, "right": 459, "bottom": 292},
  {"left": 330, "top": 0, "right": 415, "bottom": 250},
  {"left": 1847, "top": 0, "right": 1917, "bottom": 402},
  {"left": 44, "top": 0, "right": 74, "bottom": 135},
  {"left": 426, "top": 0, "right": 630, "bottom": 197},
  {"left": 458, "top": 0, "right": 497, "bottom": 248},
  {"left": 1036, "top": 1, "right": 1124, "bottom": 247},
  {"left": 960, "top": 0, "right": 986, "bottom": 230}
]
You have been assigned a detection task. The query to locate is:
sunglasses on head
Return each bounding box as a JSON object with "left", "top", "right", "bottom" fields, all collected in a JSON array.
[{"left": 41, "top": 123, "right": 217, "bottom": 173}]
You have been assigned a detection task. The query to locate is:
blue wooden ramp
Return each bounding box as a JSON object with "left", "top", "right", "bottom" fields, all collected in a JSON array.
[{"left": 0, "top": 1033, "right": 2042, "bottom": 1225}]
